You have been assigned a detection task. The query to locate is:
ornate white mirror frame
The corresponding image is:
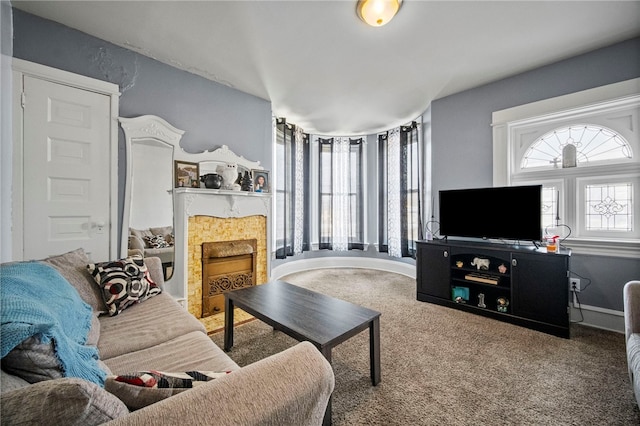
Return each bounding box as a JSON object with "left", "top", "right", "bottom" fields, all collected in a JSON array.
[
  {"left": 120, "top": 115, "right": 184, "bottom": 281},
  {"left": 120, "top": 114, "right": 268, "bottom": 307}
]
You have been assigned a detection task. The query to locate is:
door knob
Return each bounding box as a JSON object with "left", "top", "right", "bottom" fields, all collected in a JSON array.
[{"left": 92, "top": 219, "right": 106, "bottom": 234}]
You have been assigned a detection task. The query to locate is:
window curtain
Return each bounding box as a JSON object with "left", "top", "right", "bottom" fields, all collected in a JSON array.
[
  {"left": 400, "top": 122, "right": 422, "bottom": 257},
  {"left": 379, "top": 122, "right": 422, "bottom": 258},
  {"left": 318, "top": 137, "right": 364, "bottom": 251},
  {"left": 275, "top": 118, "right": 309, "bottom": 259},
  {"left": 378, "top": 133, "right": 389, "bottom": 253},
  {"left": 387, "top": 128, "right": 402, "bottom": 257}
]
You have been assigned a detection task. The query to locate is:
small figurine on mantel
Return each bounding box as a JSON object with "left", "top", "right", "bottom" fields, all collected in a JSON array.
[
  {"left": 241, "top": 171, "right": 252, "bottom": 191},
  {"left": 218, "top": 163, "right": 239, "bottom": 190}
]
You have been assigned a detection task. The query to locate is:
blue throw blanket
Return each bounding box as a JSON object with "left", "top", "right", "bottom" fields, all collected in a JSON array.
[{"left": 1, "top": 262, "right": 106, "bottom": 386}]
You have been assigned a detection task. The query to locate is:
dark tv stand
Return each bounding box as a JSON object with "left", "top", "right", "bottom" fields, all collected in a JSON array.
[{"left": 416, "top": 239, "right": 571, "bottom": 338}]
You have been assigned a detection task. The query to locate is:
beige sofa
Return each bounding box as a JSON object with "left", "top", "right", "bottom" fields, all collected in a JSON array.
[
  {"left": 624, "top": 280, "right": 640, "bottom": 408},
  {"left": 1, "top": 249, "right": 334, "bottom": 425}
]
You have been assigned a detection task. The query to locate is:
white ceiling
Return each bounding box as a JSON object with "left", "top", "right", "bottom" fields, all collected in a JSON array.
[{"left": 13, "top": 1, "right": 640, "bottom": 135}]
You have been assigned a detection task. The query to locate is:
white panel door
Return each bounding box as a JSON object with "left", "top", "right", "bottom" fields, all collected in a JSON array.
[{"left": 22, "top": 75, "right": 112, "bottom": 261}]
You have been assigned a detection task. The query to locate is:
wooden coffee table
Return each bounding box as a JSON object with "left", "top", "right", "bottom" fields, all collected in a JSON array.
[{"left": 224, "top": 280, "right": 381, "bottom": 425}]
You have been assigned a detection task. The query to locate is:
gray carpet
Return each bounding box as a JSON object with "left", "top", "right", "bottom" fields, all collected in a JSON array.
[{"left": 210, "top": 268, "right": 640, "bottom": 425}]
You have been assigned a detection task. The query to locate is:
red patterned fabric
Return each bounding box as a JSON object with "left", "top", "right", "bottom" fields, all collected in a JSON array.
[
  {"left": 112, "top": 370, "right": 232, "bottom": 389},
  {"left": 115, "top": 372, "right": 157, "bottom": 387}
]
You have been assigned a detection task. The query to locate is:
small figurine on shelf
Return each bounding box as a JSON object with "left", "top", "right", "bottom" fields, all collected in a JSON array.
[
  {"left": 478, "top": 293, "right": 486, "bottom": 308},
  {"left": 498, "top": 264, "right": 507, "bottom": 274},
  {"left": 471, "top": 257, "right": 490, "bottom": 270},
  {"left": 456, "top": 260, "right": 464, "bottom": 268},
  {"left": 497, "top": 297, "right": 509, "bottom": 313}
]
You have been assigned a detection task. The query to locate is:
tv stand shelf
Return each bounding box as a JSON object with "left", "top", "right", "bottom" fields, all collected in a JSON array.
[{"left": 416, "top": 239, "right": 571, "bottom": 338}]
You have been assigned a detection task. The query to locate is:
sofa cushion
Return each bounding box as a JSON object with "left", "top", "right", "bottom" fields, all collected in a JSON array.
[
  {"left": 128, "top": 235, "right": 145, "bottom": 251},
  {"left": 104, "top": 370, "right": 232, "bottom": 410},
  {"left": 88, "top": 256, "right": 161, "bottom": 316},
  {"left": 142, "top": 247, "right": 174, "bottom": 264},
  {"left": 43, "top": 248, "right": 108, "bottom": 314},
  {"left": 98, "top": 292, "right": 206, "bottom": 360},
  {"left": 0, "top": 370, "right": 30, "bottom": 392},
  {"left": 105, "top": 377, "right": 184, "bottom": 411},
  {"left": 628, "top": 333, "right": 640, "bottom": 379},
  {"left": 130, "top": 228, "right": 155, "bottom": 246},
  {"left": 149, "top": 226, "right": 173, "bottom": 240},
  {"left": 103, "top": 331, "right": 239, "bottom": 374},
  {"left": 142, "top": 256, "right": 165, "bottom": 289},
  {"left": 86, "top": 312, "right": 101, "bottom": 347},
  {"left": 1, "top": 314, "right": 104, "bottom": 384},
  {"left": 1, "top": 335, "right": 63, "bottom": 383},
  {"left": 0, "top": 378, "right": 129, "bottom": 425}
]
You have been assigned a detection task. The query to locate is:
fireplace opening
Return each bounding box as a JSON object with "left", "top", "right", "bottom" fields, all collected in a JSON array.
[{"left": 201, "top": 239, "right": 257, "bottom": 317}]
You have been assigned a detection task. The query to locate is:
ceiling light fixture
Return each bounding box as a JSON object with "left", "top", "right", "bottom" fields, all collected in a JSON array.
[{"left": 356, "top": 0, "right": 402, "bottom": 27}]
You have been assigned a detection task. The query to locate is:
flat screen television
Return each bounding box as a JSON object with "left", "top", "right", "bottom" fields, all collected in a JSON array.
[{"left": 439, "top": 185, "right": 542, "bottom": 242}]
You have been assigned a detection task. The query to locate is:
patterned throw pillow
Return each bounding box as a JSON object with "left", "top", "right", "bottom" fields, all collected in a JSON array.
[
  {"left": 104, "top": 370, "right": 232, "bottom": 410},
  {"left": 143, "top": 235, "right": 172, "bottom": 249},
  {"left": 87, "top": 256, "right": 161, "bottom": 316},
  {"left": 113, "top": 370, "right": 231, "bottom": 388}
]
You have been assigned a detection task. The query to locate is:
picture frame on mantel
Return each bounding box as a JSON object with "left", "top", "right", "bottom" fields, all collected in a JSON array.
[
  {"left": 252, "top": 169, "right": 270, "bottom": 193},
  {"left": 174, "top": 160, "right": 200, "bottom": 188}
]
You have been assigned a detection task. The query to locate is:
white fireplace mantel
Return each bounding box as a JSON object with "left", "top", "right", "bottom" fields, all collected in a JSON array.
[
  {"left": 167, "top": 188, "right": 272, "bottom": 307},
  {"left": 175, "top": 187, "right": 271, "bottom": 218}
]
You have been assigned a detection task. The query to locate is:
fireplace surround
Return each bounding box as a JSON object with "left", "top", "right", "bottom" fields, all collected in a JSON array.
[{"left": 171, "top": 188, "right": 270, "bottom": 332}]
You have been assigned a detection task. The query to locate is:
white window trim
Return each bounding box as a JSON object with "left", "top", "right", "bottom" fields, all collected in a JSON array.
[{"left": 492, "top": 78, "right": 640, "bottom": 258}]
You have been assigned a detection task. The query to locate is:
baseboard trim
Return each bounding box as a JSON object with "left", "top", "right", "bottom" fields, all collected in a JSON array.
[
  {"left": 570, "top": 303, "right": 624, "bottom": 334},
  {"left": 271, "top": 257, "right": 416, "bottom": 281}
]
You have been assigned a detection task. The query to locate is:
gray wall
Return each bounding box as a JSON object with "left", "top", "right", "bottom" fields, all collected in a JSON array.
[
  {"left": 430, "top": 37, "right": 640, "bottom": 311},
  {"left": 11, "top": 9, "right": 272, "bottom": 248},
  {"left": 12, "top": 9, "right": 272, "bottom": 162},
  {"left": 432, "top": 37, "right": 640, "bottom": 194}
]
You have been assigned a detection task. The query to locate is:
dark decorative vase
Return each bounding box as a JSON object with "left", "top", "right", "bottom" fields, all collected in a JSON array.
[{"left": 200, "top": 173, "right": 223, "bottom": 189}]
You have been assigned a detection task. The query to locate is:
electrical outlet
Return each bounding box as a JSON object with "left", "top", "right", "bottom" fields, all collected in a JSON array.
[{"left": 570, "top": 278, "right": 581, "bottom": 293}]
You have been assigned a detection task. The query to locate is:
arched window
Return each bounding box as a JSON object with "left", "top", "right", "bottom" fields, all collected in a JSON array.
[
  {"left": 521, "top": 125, "right": 632, "bottom": 169},
  {"left": 492, "top": 79, "right": 640, "bottom": 256}
]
